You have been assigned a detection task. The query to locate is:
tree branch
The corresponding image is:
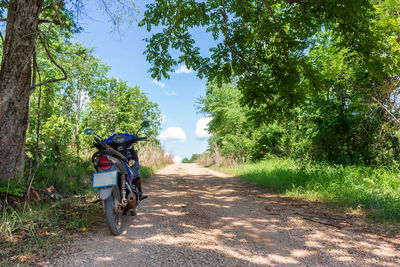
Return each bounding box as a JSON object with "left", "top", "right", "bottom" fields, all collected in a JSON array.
[
  {"left": 371, "top": 96, "right": 400, "bottom": 127},
  {"left": 50, "top": 0, "right": 64, "bottom": 27},
  {"left": 31, "top": 31, "right": 68, "bottom": 89},
  {"left": 262, "top": 0, "right": 291, "bottom": 66},
  {"left": 173, "top": 0, "right": 183, "bottom": 30},
  {"left": 38, "top": 19, "right": 63, "bottom": 25},
  {"left": 221, "top": 0, "right": 259, "bottom": 73},
  {"left": 165, "top": 0, "right": 183, "bottom": 37}
]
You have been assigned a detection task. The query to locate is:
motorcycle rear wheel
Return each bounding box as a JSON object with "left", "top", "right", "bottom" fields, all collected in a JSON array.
[{"left": 104, "top": 187, "right": 124, "bottom": 235}]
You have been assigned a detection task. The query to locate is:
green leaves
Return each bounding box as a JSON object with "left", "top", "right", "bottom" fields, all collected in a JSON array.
[
  {"left": 82, "top": 78, "right": 161, "bottom": 140},
  {"left": 142, "top": 0, "right": 398, "bottom": 121},
  {"left": 27, "top": 30, "right": 161, "bottom": 164}
]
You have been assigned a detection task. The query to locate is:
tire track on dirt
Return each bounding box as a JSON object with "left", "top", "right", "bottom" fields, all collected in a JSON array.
[{"left": 48, "top": 163, "right": 400, "bottom": 266}]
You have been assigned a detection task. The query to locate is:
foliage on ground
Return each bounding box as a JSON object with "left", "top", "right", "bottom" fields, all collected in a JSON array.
[{"left": 0, "top": 163, "right": 102, "bottom": 266}]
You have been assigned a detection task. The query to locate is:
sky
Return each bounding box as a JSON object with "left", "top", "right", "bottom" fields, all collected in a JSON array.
[{"left": 73, "top": 1, "right": 216, "bottom": 163}]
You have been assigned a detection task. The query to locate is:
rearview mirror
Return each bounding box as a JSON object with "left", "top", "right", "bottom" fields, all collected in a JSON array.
[{"left": 84, "top": 128, "right": 95, "bottom": 135}]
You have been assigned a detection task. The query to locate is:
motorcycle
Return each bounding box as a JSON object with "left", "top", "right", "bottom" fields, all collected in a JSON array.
[{"left": 84, "top": 121, "right": 150, "bottom": 235}]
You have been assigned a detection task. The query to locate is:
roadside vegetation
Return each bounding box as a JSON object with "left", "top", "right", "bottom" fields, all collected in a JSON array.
[
  {"left": 219, "top": 159, "right": 400, "bottom": 221},
  {"left": 1, "top": 0, "right": 400, "bottom": 264},
  {"left": 189, "top": 1, "right": 400, "bottom": 223}
]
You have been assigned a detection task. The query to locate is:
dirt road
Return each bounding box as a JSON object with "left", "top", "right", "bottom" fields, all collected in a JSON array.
[{"left": 49, "top": 163, "right": 400, "bottom": 266}]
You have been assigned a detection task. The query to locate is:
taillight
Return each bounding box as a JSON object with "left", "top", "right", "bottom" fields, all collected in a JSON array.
[{"left": 99, "top": 155, "right": 111, "bottom": 171}]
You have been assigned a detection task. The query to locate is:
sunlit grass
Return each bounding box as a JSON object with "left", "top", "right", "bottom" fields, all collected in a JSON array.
[{"left": 220, "top": 158, "right": 400, "bottom": 221}]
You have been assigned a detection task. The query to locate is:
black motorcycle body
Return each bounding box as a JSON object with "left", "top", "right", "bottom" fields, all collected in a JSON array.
[{"left": 85, "top": 129, "right": 147, "bottom": 235}]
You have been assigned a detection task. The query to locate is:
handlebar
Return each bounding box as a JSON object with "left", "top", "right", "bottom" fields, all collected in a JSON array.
[
  {"left": 94, "top": 137, "right": 107, "bottom": 149},
  {"left": 92, "top": 135, "right": 147, "bottom": 152}
]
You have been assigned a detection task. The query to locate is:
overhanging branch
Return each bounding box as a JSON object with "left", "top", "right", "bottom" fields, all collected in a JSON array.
[
  {"left": 262, "top": 0, "right": 291, "bottom": 66},
  {"left": 221, "top": 0, "right": 259, "bottom": 73},
  {"left": 31, "top": 31, "right": 68, "bottom": 90},
  {"left": 50, "top": 0, "right": 64, "bottom": 27}
]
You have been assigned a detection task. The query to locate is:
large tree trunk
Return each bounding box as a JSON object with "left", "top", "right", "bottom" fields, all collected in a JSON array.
[{"left": 0, "top": 0, "right": 43, "bottom": 181}]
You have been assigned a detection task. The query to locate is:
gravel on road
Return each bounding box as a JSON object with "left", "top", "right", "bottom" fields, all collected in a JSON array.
[{"left": 47, "top": 163, "right": 400, "bottom": 266}]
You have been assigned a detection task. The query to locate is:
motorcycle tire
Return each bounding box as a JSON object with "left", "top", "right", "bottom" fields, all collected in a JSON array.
[{"left": 104, "top": 186, "right": 124, "bottom": 235}]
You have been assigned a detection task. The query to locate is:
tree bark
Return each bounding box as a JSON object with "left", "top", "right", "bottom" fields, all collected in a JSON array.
[{"left": 0, "top": 0, "right": 43, "bottom": 181}]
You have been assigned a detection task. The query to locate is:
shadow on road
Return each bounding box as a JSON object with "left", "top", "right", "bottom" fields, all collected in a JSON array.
[{"left": 86, "top": 164, "right": 400, "bottom": 266}]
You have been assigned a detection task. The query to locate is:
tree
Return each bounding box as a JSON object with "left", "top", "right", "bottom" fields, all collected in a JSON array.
[
  {"left": 0, "top": 0, "right": 135, "bottom": 180},
  {"left": 82, "top": 78, "right": 161, "bottom": 141},
  {"left": 0, "top": 0, "right": 44, "bottom": 180},
  {"left": 26, "top": 38, "right": 110, "bottom": 164},
  {"left": 142, "top": 0, "right": 398, "bottom": 120}
]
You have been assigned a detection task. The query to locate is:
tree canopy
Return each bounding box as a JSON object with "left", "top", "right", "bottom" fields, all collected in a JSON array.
[{"left": 142, "top": 0, "right": 400, "bottom": 120}]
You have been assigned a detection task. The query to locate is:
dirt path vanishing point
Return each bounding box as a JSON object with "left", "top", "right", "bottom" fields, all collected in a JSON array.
[{"left": 48, "top": 163, "right": 400, "bottom": 266}]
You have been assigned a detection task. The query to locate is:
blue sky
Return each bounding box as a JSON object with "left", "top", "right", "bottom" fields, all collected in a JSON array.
[{"left": 73, "top": 1, "right": 216, "bottom": 162}]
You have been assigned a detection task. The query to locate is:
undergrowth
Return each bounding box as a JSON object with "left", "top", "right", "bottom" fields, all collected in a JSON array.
[
  {"left": 219, "top": 158, "right": 400, "bottom": 222},
  {"left": 0, "top": 161, "right": 101, "bottom": 266},
  {"left": 0, "top": 194, "right": 102, "bottom": 265}
]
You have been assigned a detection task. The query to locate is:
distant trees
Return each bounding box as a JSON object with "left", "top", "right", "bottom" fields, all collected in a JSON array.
[
  {"left": 182, "top": 154, "right": 201, "bottom": 163},
  {"left": 198, "top": 72, "right": 400, "bottom": 165},
  {"left": 26, "top": 36, "right": 161, "bottom": 169}
]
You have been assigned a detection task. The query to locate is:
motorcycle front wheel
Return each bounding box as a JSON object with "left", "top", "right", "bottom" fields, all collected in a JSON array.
[{"left": 104, "top": 186, "right": 124, "bottom": 235}]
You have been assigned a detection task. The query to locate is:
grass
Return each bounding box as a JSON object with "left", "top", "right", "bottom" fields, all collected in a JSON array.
[
  {"left": 219, "top": 158, "right": 400, "bottom": 222},
  {"left": 0, "top": 161, "right": 102, "bottom": 266},
  {"left": 0, "top": 190, "right": 102, "bottom": 265}
]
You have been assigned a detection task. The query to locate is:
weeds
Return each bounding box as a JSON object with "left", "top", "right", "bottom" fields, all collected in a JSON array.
[
  {"left": 196, "top": 149, "right": 237, "bottom": 167},
  {"left": 138, "top": 143, "right": 173, "bottom": 176},
  {"left": 0, "top": 161, "right": 101, "bottom": 265},
  {"left": 220, "top": 158, "right": 400, "bottom": 222},
  {"left": 0, "top": 190, "right": 103, "bottom": 265}
]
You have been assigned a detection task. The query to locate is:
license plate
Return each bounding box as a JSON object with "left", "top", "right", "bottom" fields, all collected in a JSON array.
[{"left": 92, "top": 171, "right": 117, "bottom": 188}]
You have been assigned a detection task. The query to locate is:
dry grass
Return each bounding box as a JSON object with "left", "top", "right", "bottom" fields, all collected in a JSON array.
[
  {"left": 196, "top": 147, "right": 237, "bottom": 167},
  {"left": 138, "top": 143, "right": 173, "bottom": 171}
]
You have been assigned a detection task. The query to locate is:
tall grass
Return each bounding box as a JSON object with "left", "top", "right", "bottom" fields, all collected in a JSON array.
[
  {"left": 220, "top": 158, "right": 400, "bottom": 221},
  {"left": 196, "top": 147, "right": 237, "bottom": 167},
  {"left": 138, "top": 143, "right": 173, "bottom": 177}
]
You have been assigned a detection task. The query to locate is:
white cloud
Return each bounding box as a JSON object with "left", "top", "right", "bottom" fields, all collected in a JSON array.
[
  {"left": 175, "top": 65, "right": 193, "bottom": 74},
  {"left": 173, "top": 156, "right": 182, "bottom": 163},
  {"left": 196, "top": 117, "right": 212, "bottom": 139},
  {"left": 165, "top": 90, "right": 176, "bottom": 96},
  {"left": 152, "top": 80, "right": 165, "bottom": 88},
  {"left": 159, "top": 127, "right": 187, "bottom": 142}
]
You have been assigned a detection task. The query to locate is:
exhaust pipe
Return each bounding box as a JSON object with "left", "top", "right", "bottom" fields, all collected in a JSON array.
[{"left": 127, "top": 192, "right": 137, "bottom": 209}]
